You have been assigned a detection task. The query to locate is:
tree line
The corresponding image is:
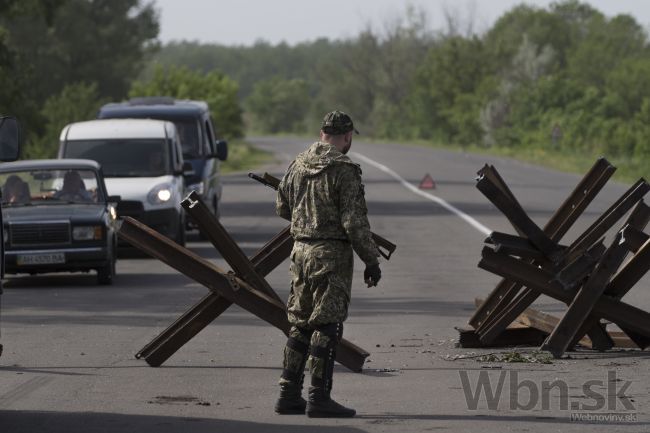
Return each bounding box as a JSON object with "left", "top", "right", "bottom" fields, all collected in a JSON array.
[
  {"left": 150, "top": 1, "right": 650, "bottom": 173},
  {"left": 0, "top": 0, "right": 649, "bottom": 174}
]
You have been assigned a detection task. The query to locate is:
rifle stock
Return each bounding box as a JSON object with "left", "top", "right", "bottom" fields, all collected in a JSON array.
[{"left": 248, "top": 172, "right": 397, "bottom": 260}]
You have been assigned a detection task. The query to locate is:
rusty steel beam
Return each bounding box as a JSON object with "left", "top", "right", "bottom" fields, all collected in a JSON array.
[
  {"left": 477, "top": 172, "right": 644, "bottom": 346},
  {"left": 182, "top": 191, "right": 281, "bottom": 302},
  {"left": 136, "top": 195, "right": 296, "bottom": 367},
  {"left": 118, "top": 217, "right": 369, "bottom": 372},
  {"left": 251, "top": 227, "right": 294, "bottom": 276},
  {"left": 477, "top": 165, "right": 528, "bottom": 237},
  {"left": 486, "top": 232, "right": 550, "bottom": 261},
  {"left": 567, "top": 180, "right": 650, "bottom": 256},
  {"left": 568, "top": 202, "right": 650, "bottom": 349},
  {"left": 543, "top": 231, "right": 631, "bottom": 358},
  {"left": 134, "top": 226, "right": 294, "bottom": 366},
  {"left": 478, "top": 247, "right": 650, "bottom": 342},
  {"left": 469, "top": 159, "right": 614, "bottom": 331},
  {"left": 553, "top": 242, "right": 606, "bottom": 291},
  {"left": 476, "top": 174, "right": 559, "bottom": 258},
  {"left": 136, "top": 292, "right": 232, "bottom": 366}
]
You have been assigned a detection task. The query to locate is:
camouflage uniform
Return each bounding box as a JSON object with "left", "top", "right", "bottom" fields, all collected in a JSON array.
[{"left": 276, "top": 139, "right": 379, "bottom": 391}]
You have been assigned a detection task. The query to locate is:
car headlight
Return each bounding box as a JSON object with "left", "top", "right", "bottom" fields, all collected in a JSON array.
[
  {"left": 148, "top": 184, "right": 173, "bottom": 204},
  {"left": 186, "top": 181, "right": 205, "bottom": 196},
  {"left": 73, "top": 226, "right": 103, "bottom": 240}
]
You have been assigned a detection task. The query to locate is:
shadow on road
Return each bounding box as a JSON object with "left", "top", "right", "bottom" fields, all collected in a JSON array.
[
  {"left": 1, "top": 409, "right": 644, "bottom": 431},
  {"left": 0, "top": 410, "right": 368, "bottom": 433},
  {"left": 356, "top": 413, "right": 645, "bottom": 426}
]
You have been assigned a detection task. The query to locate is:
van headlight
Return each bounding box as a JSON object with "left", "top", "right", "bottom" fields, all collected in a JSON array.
[{"left": 148, "top": 184, "right": 173, "bottom": 204}]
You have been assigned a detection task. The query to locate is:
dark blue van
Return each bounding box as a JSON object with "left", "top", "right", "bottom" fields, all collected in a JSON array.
[{"left": 98, "top": 97, "right": 228, "bottom": 230}]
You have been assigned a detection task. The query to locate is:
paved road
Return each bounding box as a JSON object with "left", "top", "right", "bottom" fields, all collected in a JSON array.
[{"left": 0, "top": 137, "right": 647, "bottom": 432}]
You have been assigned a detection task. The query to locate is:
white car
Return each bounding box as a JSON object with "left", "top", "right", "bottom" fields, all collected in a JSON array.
[{"left": 58, "top": 119, "right": 191, "bottom": 246}]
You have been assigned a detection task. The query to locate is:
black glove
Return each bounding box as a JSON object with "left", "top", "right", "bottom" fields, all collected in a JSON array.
[{"left": 364, "top": 263, "right": 381, "bottom": 287}]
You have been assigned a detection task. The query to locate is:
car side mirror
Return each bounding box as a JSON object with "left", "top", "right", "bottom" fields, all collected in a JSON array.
[
  {"left": 107, "top": 195, "right": 121, "bottom": 203},
  {"left": 0, "top": 116, "right": 20, "bottom": 162},
  {"left": 182, "top": 161, "right": 195, "bottom": 177},
  {"left": 215, "top": 140, "right": 228, "bottom": 161}
]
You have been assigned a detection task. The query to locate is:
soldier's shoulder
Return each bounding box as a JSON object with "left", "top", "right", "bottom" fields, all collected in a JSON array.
[{"left": 333, "top": 159, "right": 362, "bottom": 178}]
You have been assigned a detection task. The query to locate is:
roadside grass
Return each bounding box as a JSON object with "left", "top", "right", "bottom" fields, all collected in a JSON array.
[
  {"left": 358, "top": 136, "right": 647, "bottom": 184},
  {"left": 236, "top": 132, "right": 647, "bottom": 183},
  {"left": 221, "top": 140, "right": 274, "bottom": 174}
]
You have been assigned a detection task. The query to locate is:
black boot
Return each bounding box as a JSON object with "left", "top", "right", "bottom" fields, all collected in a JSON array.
[
  {"left": 275, "top": 327, "right": 311, "bottom": 415},
  {"left": 275, "top": 378, "right": 307, "bottom": 414},
  {"left": 307, "top": 386, "right": 356, "bottom": 418},
  {"left": 306, "top": 323, "right": 355, "bottom": 418}
]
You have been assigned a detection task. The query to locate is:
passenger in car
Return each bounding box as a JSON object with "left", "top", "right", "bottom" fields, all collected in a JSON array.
[
  {"left": 3, "top": 174, "right": 30, "bottom": 204},
  {"left": 54, "top": 170, "right": 93, "bottom": 202}
]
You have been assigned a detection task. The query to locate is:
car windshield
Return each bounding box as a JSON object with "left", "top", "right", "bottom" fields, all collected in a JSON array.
[
  {"left": 0, "top": 168, "right": 103, "bottom": 205},
  {"left": 63, "top": 139, "right": 171, "bottom": 177}
]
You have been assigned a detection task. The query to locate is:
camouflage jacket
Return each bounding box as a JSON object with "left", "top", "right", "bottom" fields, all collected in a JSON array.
[{"left": 277, "top": 141, "right": 379, "bottom": 266}]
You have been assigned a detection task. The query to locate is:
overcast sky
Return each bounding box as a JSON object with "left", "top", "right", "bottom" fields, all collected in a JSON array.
[{"left": 153, "top": 0, "right": 650, "bottom": 46}]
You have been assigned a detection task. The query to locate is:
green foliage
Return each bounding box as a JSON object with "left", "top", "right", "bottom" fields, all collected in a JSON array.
[
  {"left": 2, "top": 0, "right": 158, "bottom": 103},
  {"left": 24, "top": 82, "right": 105, "bottom": 159},
  {"left": 2, "top": 0, "right": 650, "bottom": 179},
  {"left": 130, "top": 65, "right": 243, "bottom": 139},
  {"left": 221, "top": 141, "right": 272, "bottom": 174},
  {"left": 246, "top": 77, "right": 309, "bottom": 133},
  {"left": 0, "top": 0, "right": 158, "bottom": 159}
]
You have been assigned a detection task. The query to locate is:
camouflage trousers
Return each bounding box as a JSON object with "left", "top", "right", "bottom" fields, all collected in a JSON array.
[
  {"left": 287, "top": 239, "right": 353, "bottom": 327},
  {"left": 280, "top": 240, "right": 353, "bottom": 387}
]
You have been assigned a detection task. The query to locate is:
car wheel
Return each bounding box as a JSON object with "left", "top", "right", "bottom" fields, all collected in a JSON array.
[{"left": 97, "top": 251, "right": 116, "bottom": 285}]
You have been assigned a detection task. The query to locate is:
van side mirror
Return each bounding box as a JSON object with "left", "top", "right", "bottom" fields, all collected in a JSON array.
[
  {"left": 215, "top": 140, "right": 228, "bottom": 161},
  {"left": 0, "top": 117, "right": 20, "bottom": 162},
  {"left": 182, "top": 161, "right": 195, "bottom": 177}
]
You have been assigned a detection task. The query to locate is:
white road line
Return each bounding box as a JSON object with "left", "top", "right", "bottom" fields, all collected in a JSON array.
[{"left": 351, "top": 152, "right": 493, "bottom": 236}]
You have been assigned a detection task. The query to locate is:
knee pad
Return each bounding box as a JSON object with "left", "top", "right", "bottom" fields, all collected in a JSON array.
[{"left": 314, "top": 322, "right": 343, "bottom": 343}]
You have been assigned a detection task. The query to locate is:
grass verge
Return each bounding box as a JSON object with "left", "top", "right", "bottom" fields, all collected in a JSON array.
[
  {"left": 221, "top": 140, "right": 274, "bottom": 174},
  {"left": 362, "top": 136, "right": 647, "bottom": 184}
]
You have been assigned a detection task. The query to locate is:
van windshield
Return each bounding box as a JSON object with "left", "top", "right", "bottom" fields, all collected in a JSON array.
[
  {"left": 160, "top": 118, "right": 201, "bottom": 159},
  {"left": 64, "top": 139, "right": 171, "bottom": 177}
]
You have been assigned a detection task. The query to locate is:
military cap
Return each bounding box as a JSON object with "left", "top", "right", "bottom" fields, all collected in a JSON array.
[{"left": 321, "top": 110, "right": 359, "bottom": 135}]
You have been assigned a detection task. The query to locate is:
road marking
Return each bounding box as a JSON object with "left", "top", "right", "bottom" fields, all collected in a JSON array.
[{"left": 351, "top": 152, "right": 492, "bottom": 236}]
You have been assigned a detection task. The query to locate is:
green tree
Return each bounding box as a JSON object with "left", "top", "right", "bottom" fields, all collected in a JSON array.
[
  {"left": 24, "top": 82, "right": 104, "bottom": 159},
  {"left": 3, "top": 0, "right": 159, "bottom": 103},
  {"left": 566, "top": 13, "right": 646, "bottom": 87},
  {"left": 411, "top": 36, "right": 489, "bottom": 144},
  {"left": 246, "top": 77, "right": 309, "bottom": 133},
  {"left": 130, "top": 65, "right": 243, "bottom": 138}
]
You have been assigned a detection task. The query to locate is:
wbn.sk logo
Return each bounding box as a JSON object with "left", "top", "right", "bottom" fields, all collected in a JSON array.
[{"left": 459, "top": 370, "right": 635, "bottom": 412}]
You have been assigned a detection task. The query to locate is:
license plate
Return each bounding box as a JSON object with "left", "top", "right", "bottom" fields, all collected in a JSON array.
[{"left": 17, "top": 253, "right": 65, "bottom": 265}]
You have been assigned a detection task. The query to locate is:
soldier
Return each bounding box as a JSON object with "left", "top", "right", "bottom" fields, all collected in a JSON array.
[{"left": 275, "top": 110, "right": 382, "bottom": 418}]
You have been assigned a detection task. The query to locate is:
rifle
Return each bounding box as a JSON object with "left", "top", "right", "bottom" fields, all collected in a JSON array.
[{"left": 248, "top": 172, "right": 397, "bottom": 260}]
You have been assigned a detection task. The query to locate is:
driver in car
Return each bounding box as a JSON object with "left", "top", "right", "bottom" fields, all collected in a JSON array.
[{"left": 54, "top": 170, "right": 93, "bottom": 202}]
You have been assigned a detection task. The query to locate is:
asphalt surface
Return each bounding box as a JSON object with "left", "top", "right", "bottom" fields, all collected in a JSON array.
[{"left": 0, "top": 136, "right": 648, "bottom": 432}]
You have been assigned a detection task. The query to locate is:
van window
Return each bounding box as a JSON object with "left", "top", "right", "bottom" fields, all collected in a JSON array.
[{"left": 63, "top": 139, "right": 171, "bottom": 177}]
